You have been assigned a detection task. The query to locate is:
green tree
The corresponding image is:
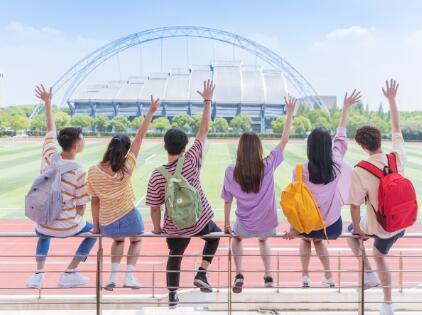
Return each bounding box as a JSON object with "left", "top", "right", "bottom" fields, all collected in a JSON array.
[
  {"left": 171, "top": 113, "right": 192, "bottom": 132},
  {"left": 212, "top": 117, "right": 229, "bottom": 133},
  {"left": 10, "top": 115, "right": 29, "bottom": 131},
  {"left": 369, "top": 116, "right": 391, "bottom": 134},
  {"left": 230, "top": 113, "right": 252, "bottom": 132},
  {"left": 292, "top": 115, "right": 311, "bottom": 136},
  {"left": 130, "top": 116, "right": 144, "bottom": 130},
  {"left": 94, "top": 115, "right": 110, "bottom": 132},
  {"left": 0, "top": 111, "right": 11, "bottom": 130},
  {"left": 346, "top": 113, "right": 367, "bottom": 138},
  {"left": 190, "top": 114, "right": 202, "bottom": 134},
  {"left": 55, "top": 112, "right": 71, "bottom": 130},
  {"left": 110, "top": 116, "right": 129, "bottom": 132},
  {"left": 29, "top": 115, "right": 46, "bottom": 131},
  {"left": 151, "top": 117, "right": 171, "bottom": 132},
  {"left": 71, "top": 115, "right": 94, "bottom": 129},
  {"left": 271, "top": 116, "right": 287, "bottom": 133},
  {"left": 304, "top": 108, "right": 331, "bottom": 130}
]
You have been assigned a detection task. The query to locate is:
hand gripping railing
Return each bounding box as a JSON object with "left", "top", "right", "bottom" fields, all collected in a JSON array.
[{"left": 0, "top": 231, "right": 422, "bottom": 315}]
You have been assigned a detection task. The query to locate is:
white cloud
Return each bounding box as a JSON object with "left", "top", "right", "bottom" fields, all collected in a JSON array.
[{"left": 326, "top": 26, "right": 371, "bottom": 40}]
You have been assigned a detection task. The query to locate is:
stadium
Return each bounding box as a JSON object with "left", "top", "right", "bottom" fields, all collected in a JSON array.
[{"left": 2, "top": 25, "right": 422, "bottom": 315}]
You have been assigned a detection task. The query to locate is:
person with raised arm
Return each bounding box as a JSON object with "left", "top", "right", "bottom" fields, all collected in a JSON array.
[
  {"left": 283, "top": 90, "right": 361, "bottom": 288},
  {"left": 347, "top": 80, "right": 409, "bottom": 315},
  {"left": 86, "top": 96, "right": 160, "bottom": 291},
  {"left": 26, "top": 85, "right": 97, "bottom": 289},
  {"left": 146, "top": 80, "right": 221, "bottom": 309},
  {"left": 221, "top": 96, "right": 296, "bottom": 293}
]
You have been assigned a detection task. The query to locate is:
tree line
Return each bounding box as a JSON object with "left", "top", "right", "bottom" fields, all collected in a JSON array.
[{"left": 1, "top": 103, "right": 422, "bottom": 140}]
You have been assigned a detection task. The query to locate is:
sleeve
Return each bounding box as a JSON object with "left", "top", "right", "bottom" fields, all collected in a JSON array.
[
  {"left": 220, "top": 168, "right": 234, "bottom": 202},
  {"left": 75, "top": 169, "right": 91, "bottom": 206},
  {"left": 264, "top": 146, "right": 284, "bottom": 169},
  {"left": 391, "top": 132, "right": 406, "bottom": 172},
  {"left": 145, "top": 171, "right": 165, "bottom": 207},
  {"left": 41, "top": 131, "right": 59, "bottom": 173},
  {"left": 348, "top": 169, "right": 367, "bottom": 206},
  {"left": 184, "top": 138, "right": 204, "bottom": 169},
  {"left": 125, "top": 151, "right": 137, "bottom": 175},
  {"left": 332, "top": 127, "right": 348, "bottom": 160},
  {"left": 86, "top": 169, "right": 97, "bottom": 197}
]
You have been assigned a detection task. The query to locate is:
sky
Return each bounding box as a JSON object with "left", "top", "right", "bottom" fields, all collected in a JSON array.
[{"left": 0, "top": 0, "right": 421, "bottom": 111}]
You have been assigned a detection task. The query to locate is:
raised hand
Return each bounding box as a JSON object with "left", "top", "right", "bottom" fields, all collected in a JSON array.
[
  {"left": 284, "top": 95, "right": 297, "bottom": 114},
  {"left": 382, "top": 79, "right": 399, "bottom": 101},
  {"left": 343, "top": 89, "right": 362, "bottom": 109},
  {"left": 196, "top": 79, "right": 216, "bottom": 101},
  {"left": 35, "top": 84, "right": 53, "bottom": 105},
  {"left": 149, "top": 95, "right": 160, "bottom": 113}
]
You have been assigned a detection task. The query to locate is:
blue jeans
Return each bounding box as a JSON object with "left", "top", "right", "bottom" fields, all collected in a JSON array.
[{"left": 35, "top": 222, "right": 97, "bottom": 262}]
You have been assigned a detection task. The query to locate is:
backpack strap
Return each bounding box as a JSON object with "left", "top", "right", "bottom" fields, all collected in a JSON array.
[
  {"left": 387, "top": 153, "right": 398, "bottom": 173},
  {"left": 355, "top": 161, "right": 384, "bottom": 179},
  {"left": 60, "top": 161, "right": 81, "bottom": 175},
  {"left": 295, "top": 164, "right": 303, "bottom": 182},
  {"left": 157, "top": 166, "right": 173, "bottom": 181},
  {"left": 175, "top": 156, "right": 185, "bottom": 176}
]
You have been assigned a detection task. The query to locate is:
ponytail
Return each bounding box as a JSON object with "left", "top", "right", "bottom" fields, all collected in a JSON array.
[{"left": 101, "top": 134, "right": 131, "bottom": 178}]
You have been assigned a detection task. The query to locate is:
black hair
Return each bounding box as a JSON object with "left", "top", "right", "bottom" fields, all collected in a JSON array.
[
  {"left": 101, "top": 134, "right": 131, "bottom": 176},
  {"left": 164, "top": 128, "right": 189, "bottom": 155},
  {"left": 57, "top": 127, "right": 83, "bottom": 151},
  {"left": 307, "top": 128, "right": 339, "bottom": 185}
]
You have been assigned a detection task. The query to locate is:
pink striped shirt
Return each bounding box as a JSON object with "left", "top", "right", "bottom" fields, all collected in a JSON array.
[{"left": 146, "top": 139, "right": 213, "bottom": 236}]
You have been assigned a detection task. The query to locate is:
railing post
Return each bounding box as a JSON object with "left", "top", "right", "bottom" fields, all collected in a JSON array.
[
  {"left": 276, "top": 253, "right": 280, "bottom": 293},
  {"left": 96, "top": 236, "right": 103, "bottom": 315},
  {"left": 228, "top": 236, "right": 232, "bottom": 315},
  {"left": 152, "top": 264, "right": 155, "bottom": 298},
  {"left": 217, "top": 254, "right": 220, "bottom": 293},
  {"left": 399, "top": 251, "right": 403, "bottom": 293},
  {"left": 358, "top": 239, "right": 365, "bottom": 315},
  {"left": 337, "top": 251, "right": 341, "bottom": 293}
]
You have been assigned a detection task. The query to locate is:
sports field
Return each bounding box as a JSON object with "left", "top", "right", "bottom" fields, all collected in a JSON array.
[{"left": 1, "top": 137, "right": 421, "bottom": 222}]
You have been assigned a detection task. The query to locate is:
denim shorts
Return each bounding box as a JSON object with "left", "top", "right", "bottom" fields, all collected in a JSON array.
[
  {"left": 301, "top": 217, "right": 343, "bottom": 240},
  {"left": 347, "top": 223, "right": 405, "bottom": 255},
  {"left": 100, "top": 208, "right": 144, "bottom": 238}
]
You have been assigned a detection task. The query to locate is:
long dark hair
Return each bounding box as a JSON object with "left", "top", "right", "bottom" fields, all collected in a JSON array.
[
  {"left": 233, "top": 132, "right": 264, "bottom": 193},
  {"left": 101, "top": 134, "right": 131, "bottom": 177},
  {"left": 307, "top": 128, "right": 339, "bottom": 185}
]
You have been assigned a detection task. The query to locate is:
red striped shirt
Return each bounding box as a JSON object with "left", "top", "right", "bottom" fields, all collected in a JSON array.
[{"left": 146, "top": 139, "right": 213, "bottom": 236}]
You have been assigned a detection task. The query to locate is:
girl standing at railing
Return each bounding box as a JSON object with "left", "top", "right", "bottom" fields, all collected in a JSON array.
[
  {"left": 283, "top": 90, "right": 361, "bottom": 288},
  {"left": 221, "top": 96, "right": 296, "bottom": 293},
  {"left": 86, "top": 96, "right": 160, "bottom": 290}
]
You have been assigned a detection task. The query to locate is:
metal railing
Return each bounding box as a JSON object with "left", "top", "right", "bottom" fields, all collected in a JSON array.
[{"left": 1, "top": 231, "right": 422, "bottom": 314}]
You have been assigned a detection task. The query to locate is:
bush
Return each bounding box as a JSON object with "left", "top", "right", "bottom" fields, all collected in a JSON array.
[{"left": 230, "top": 114, "right": 252, "bottom": 132}]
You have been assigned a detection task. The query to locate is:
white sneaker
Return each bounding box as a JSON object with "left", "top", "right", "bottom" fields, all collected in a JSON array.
[
  {"left": 26, "top": 272, "right": 45, "bottom": 289},
  {"left": 379, "top": 303, "right": 394, "bottom": 315},
  {"left": 321, "top": 277, "right": 336, "bottom": 288},
  {"left": 58, "top": 271, "right": 89, "bottom": 288},
  {"left": 301, "top": 276, "right": 311, "bottom": 288},
  {"left": 365, "top": 271, "right": 381, "bottom": 289},
  {"left": 123, "top": 274, "right": 141, "bottom": 289}
]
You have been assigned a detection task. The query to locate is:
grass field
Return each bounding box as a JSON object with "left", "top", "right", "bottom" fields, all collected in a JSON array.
[{"left": 1, "top": 138, "right": 421, "bottom": 221}]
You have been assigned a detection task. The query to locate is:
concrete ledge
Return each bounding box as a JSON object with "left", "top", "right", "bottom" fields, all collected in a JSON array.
[{"left": 0, "top": 289, "right": 422, "bottom": 311}]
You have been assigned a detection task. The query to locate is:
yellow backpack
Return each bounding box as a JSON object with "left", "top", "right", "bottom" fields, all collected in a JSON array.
[{"left": 281, "top": 164, "right": 328, "bottom": 238}]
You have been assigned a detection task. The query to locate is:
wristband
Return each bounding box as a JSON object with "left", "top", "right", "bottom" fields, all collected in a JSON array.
[{"left": 204, "top": 99, "right": 212, "bottom": 102}]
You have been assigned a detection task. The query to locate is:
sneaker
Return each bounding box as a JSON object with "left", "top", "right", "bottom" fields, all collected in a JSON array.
[
  {"left": 168, "top": 291, "right": 179, "bottom": 309},
  {"left": 58, "top": 271, "right": 89, "bottom": 288},
  {"left": 193, "top": 269, "right": 213, "bottom": 293},
  {"left": 264, "top": 276, "right": 274, "bottom": 288},
  {"left": 365, "top": 271, "right": 381, "bottom": 289},
  {"left": 379, "top": 303, "right": 394, "bottom": 315},
  {"left": 321, "top": 277, "right": 336, "bottom": 288},
  {"left": 302, "top": 275, "right": 311, "bottom": 288},
  {"left": 26, "top": 272, "right": 45, "bottom": 289},
  {"left": 123, "top": 274, "right": 141, "bottom": 289},
  {"left": 232, "top": 273, "right": 244, "bottom": 294},
  {"left": 104, "top": 281, "right": 116, "bottom": 291}
]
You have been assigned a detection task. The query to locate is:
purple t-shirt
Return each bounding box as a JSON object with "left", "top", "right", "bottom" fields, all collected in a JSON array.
[
  {"left": 293, "top": 127, "right": 349, "bottom": 227},
  {"left": 221, "top": 146, "right": 283, "bottom": 234}
]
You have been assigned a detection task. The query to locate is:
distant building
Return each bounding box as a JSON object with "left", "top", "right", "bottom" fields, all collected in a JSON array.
[{"left": 319, "top": 95, "right": 337, "bottom": 110}]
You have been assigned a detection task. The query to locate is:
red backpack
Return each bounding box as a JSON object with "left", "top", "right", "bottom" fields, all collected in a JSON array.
[{"left": 356, "top": 153, "right": 418, "bottom": 232}]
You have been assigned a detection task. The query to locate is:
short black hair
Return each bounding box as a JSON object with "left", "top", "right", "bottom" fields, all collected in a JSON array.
[
  {"left": 57, "top": 127, "right": 83, "bottom": 151},
  {"left": 164, "top": 128, "right": 188, "bottom": 155}
]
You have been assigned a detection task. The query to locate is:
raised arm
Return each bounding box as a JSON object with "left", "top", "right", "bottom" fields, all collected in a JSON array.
[
  {"left": 196, "top": 80, "right": 216, "bottom": 143},
  {"left": 382, "top": 79, "right": 400, "bottom": 133},
  {"left": 130, "top": 96, "right": 160, "bottom": 158},
  {"left": 35, "top": 85, "right": 55, "bottom": 132},
  {"left": 339, "top": 89, "right": 362, "bottom": 128},
  {"left": 278, "top": 96, "right": 297, "bottom": 150}
]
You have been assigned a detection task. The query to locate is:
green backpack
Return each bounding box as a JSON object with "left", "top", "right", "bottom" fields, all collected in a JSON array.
[{"left": 158, "top": 156, "right": 203, "bottom": 229}]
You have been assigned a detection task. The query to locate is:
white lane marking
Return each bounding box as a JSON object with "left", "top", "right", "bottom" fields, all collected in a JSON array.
[
  {"left": 145, "top": 154, "right": 156, "bottom": 161},
  {"left": 135, "top": 194, "right": 146, "bottom": 207}
]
